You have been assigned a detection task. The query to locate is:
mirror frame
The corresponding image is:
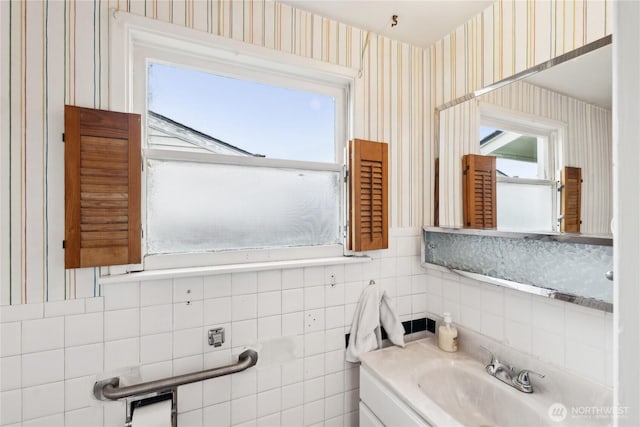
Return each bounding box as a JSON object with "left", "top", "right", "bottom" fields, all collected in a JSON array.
[{"left": 435, "top": 35, "right": 611, "bottom": 114}]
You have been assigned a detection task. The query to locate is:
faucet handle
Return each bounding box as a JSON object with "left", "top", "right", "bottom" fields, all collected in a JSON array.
[
  {"left": 480, "top": 345, "right": 500, "bottom": 370},
  {"left": 517, "top": 369, "right": 545, "bottom": 381},
  {"left": 479, "top": 345, "right": 498, "bottom": 365},
  {"left": 515, "top": 369, "right": 545, "bottom": 393}
]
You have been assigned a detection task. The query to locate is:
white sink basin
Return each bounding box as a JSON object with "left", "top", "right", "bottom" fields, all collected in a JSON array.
[
  {"left": 417, "top": 360, "right": 549, "bottom": 427},
  {"left": 359, "top": 337, "right": 612, "bottom": 427}
]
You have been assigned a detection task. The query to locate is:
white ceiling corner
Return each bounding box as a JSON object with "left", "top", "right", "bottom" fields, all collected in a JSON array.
[
  {"left": 278, "top": 0, "right": 611, "bottom": 108},
  {"left": 278, "top": 0, "right": 495, "bottom": 48}
]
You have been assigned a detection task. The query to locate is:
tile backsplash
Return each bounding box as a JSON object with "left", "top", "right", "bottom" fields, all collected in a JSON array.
[
  {"left": 421, "top": 263, "right": 613, "bottom": 387},
  {"left": 0, "top": 228, "right": 612, "bottom": 427}
]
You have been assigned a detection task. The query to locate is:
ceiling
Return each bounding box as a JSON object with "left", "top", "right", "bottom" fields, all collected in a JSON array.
[
  {"left": 279, "top": 0, "right": 494, "bottom": 48},
  {"left": 525, "top": 44, "right": 612, "bottom": 109},
  {"left": 278, "top": 0, "right": 611, "bottom": 109}
]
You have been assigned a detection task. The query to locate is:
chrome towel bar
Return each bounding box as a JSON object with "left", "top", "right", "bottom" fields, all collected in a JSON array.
[{"left": 94, "top": 349, "right": 258, "bottom": 401}]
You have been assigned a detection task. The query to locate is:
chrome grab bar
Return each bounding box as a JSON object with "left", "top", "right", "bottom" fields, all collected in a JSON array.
[{"left": 94, "top": 349, "right": 258, "bottom": 401}]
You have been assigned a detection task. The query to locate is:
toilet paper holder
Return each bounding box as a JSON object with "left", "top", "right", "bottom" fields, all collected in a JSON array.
[{"left": 125, "top": 388, "right": 177, "bottom": 427}]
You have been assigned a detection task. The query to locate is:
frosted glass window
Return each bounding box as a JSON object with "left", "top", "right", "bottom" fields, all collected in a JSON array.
[
  {"left": 140, "top": 53, "right": 348, "bottom": 262},
  {"left": 147, "top": 160, "right": 341, "bottom": 254},
  {"left": 496, "top": 181, "right": 554, "bottom": 232}
]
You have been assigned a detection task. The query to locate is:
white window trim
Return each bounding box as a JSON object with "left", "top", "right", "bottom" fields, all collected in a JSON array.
[
  {"left": 99, "top": 255, "right": 372, "bottom": 285},
  {"left": 144, "top": 149, "right": 344, "bottom": 172},
  {"left": 109, "top": 10, "right": 357, "bottom": 271},
  {"left": 109, "top": 10, "right": 357, "bottom": 113}
]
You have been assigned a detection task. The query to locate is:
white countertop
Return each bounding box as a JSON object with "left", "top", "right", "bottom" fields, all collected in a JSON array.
[
  {"left": 360, "top": 337, "right": 470, "bottom": 426},
  {"left": 359, "top": 336, "right": 612, "bottom": 427}
]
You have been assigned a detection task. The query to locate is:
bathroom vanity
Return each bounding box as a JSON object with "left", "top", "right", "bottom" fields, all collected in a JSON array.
[{"left": 359, "top": 337, "right": 612, "bottom": 427}]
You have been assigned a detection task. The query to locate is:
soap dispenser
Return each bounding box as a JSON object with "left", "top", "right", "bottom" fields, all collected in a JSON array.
[{"left": 437, "top": 312, "right": 458, "bottom": 352}]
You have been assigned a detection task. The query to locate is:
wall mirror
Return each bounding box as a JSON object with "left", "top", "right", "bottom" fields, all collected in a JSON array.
[
  {"left": 436, "top": 36, "right": 612, "bottom": 236},
  {"left": 429, "top": 36, "right": 613, "bottom": 311}
]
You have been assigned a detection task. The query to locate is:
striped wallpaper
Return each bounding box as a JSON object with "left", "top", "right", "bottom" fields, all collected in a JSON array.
[
  {"left": 437, "top": 100, "right": 480, "bottom": 228},
  {"left": 0, "top": 0, "right": 611, "bottom": 305},
  {"left": 430, "top": 0, "right": 612, "bottom": 107}
]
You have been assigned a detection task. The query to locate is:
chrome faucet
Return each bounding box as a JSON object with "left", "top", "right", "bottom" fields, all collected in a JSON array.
[{"left": 480, "top": 346, "right": 545, "bottom": 393}]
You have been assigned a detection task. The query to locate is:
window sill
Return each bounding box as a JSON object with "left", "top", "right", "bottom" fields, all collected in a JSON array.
[{"left": 98, "top": 255, "right": 371, "bottom": 285}]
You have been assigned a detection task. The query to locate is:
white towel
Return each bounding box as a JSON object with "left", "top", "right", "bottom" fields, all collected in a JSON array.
[{"left": 345, "top": 284, "right": 405, "bottom": 363}]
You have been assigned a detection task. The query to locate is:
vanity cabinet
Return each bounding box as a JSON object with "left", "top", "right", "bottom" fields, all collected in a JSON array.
[
  {"left": 359, "top": 366, "right": 431, "bottom": 427},
  {"left": 359, "top": 402, "right": 384, "bottom": 427}
]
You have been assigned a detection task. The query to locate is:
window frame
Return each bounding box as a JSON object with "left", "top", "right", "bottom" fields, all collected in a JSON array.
[
  {"left": 479, "top": 103, "right": 566, "bottom": 232},
  {"left": 110, "top": 11, "right": 356, "bottom": 271}
]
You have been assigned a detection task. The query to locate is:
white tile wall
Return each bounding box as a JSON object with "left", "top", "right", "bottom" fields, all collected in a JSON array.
[
  {"left": 85, "top": 297, "right": 104, "bottom": 313},
  {"left": 65, "top": 406, "right": 103, "bottom": 427},
  {"left": 65, "top": 376, "right": 95, "bottom": 411},
  {"left": 281, "top": 269, "right": 303, "bottom": 290},
  {"left": 204, "top": 297, "right": 231, "bottom": 325},
  {"left": 22, "top": 381, "right": 65, "bottom": 421},
  {"left": 257, "top": 271, "right": 282, "bottom": 293},
  {"left": 0, "top": 228, "right": 613, "bottom": 427},
  {"left": 203, "top": 375, "right": 231, "bottom": 406},
  {"left": 44, "top": 299, "right": 85, "bottom": 318},
  {"left": 174, "top": 301, "right": 203, "bottom": 330},
  {"left": 178, "top": 409, "right": 202, "bottom": 427},
  {"left": 203, "top": 401, "right": 230, "bottom": 426},
  {"left": 178, "top": 382, "right": 203, "bottom": 413},
  {"left": 65, "top": 312, "right": 103, "bottom": 347},
  {"left": 0, "top": 390, "right": 21, "bottom": 425},
  {"left": 258, "top": 291, "right": 281, "bottom": 318},
  {"left": 104, "top": 338, "right": 140, "bottom": 372},
  {"left": 422, "top": 264, "right": 614, "bottom": 386},
  {"left": 231, "top": 394, "right": 256, "bottom": 424},
  {"left": 231, "top": 273, "right": 258, "bottom": 296},
  {"left": 232, "top": 294, "right": 257, "bottom": 321},
  {"left": 104, "top": 308, "right": 139, "bottom": 341},
  {"left": 174, "top": 328, "right": 203, "bottom": 359},
  {"left": 140, "top": 279, "right": 173, "bottom": 306},
  {"left": 303, "top": 267, "right": 325, "bottom": 287},
  {"left": 1, "top": 323, "right": 21, "bottom": 357},
  {"left": 0, "top": 356, "right": 21, "bottom": 391},
  {"left": 173, "top": 277, "right": 204, "bottom": 302},
  {"left": 22, "top": 317, "right": 64, "bottom": 354},
  {"left": 102, "top": 283, "right": 139, "bottom": 311},
  {"left": 281, "top": 405, "right": 303, "bottom": 426},
  {"left": 23, "top": 413, "right": 65, "bottom": 427},
  {"left": 1, "top": 303, "right": 43, "bottom": 323},
  {"left": 203, "top": 274, "right": 232, "bottom": 299},
  {"left": 282, "top": 289, "right": 303, "bottom": 314},
  {"left": 140, "top": 304, "right": 172, "bottom": 335},
  {"left": 258, "top": 315, "right": 281, "bottom": 340},
  {"left": 257, "top": 388, "right": 281, "bottom": 417},
  {"left": 23, "top": 349, "right": 64, "bottom": 386}
]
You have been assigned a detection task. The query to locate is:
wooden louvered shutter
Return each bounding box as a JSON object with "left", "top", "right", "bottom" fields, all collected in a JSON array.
[
  {"left": 462, "top": 154, "right": 496, "bottom": 229},
  {"left": 64, "top": 105, "right": 141, "bottom": 268},
  {"left": 560, "top": 166, "right": 582, "bottom": 233},
  {"left": 349, "top": 139, "right": 388, "bottom": 252}
]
